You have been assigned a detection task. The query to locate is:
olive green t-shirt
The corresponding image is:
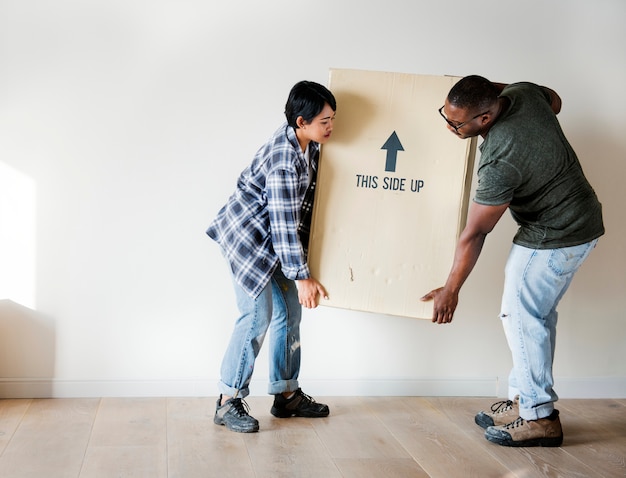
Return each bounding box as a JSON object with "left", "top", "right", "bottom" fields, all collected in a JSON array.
[{"left": 475, "top": 82, "right": 604, "bottom": 248}]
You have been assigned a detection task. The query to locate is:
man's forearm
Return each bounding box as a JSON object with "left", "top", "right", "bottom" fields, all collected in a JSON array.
[{"left": 443, "top": 231, "right": 488, "bottom": 295}]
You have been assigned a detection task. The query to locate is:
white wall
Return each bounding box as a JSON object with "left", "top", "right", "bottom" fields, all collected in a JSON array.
[{"left": 1, "top": 0, "right": 624, "bottom": 398}]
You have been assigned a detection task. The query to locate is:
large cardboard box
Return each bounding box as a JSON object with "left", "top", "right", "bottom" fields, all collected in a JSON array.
[{"left": 309, "top": 69, "right": 477, "bottom": 319}]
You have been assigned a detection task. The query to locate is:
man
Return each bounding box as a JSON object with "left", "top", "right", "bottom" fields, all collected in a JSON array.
[
  {"left": 206, "top": 81, "right": 336, "bottom": 433},
  {"left": 422, "top": 76, "right": 604, "bottom": 447}
]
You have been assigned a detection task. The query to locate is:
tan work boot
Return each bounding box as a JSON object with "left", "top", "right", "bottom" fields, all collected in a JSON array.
[
  {"left": 484, "top": 409, "right": 563, "bottom": 447},
  {"left": 474, "top": 396, "right": 519, "bottom": 429}
]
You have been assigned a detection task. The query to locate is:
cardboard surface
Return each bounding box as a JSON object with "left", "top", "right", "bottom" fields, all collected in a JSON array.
[{"left": 309, "top": 69, "right": 477, "bottom": 319}]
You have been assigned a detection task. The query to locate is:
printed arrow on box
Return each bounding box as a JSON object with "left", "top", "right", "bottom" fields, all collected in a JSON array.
[{"left": 381, "top": 131, "right": 404, "bottom": 173}]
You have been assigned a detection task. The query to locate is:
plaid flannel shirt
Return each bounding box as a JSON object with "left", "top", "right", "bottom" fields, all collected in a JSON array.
[{"left": 206, "top": 123, "right": 319, "bottom": 298}]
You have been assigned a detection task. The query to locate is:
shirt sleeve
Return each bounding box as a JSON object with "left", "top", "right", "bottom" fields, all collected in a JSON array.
[
  {"left": 266, "top": 168, "right": 311, "bottom": 280},
  {"left": 474, "top": 159, "right": 521, "bottom": 206}
]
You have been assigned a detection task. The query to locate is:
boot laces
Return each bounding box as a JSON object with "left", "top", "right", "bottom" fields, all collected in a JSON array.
[
  {"left": 504, "top": 416, "right": 526, "bottom": 429},
  {"left": 230, "top": 398, "right": 252, "bottom": 417},
  {"left": 491, "top": 399, "right": 513, "bottom": 414},
  {"left": 296, "top": 389, "right": 316, "bottom": 404}
]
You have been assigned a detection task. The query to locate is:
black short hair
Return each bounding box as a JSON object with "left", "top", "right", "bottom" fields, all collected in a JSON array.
[
  {"left": 448, "top": 75, "right": 499, "bottom": 112},
  {"left": 285, "top": 81, "right": 336, "bottom": 128}
]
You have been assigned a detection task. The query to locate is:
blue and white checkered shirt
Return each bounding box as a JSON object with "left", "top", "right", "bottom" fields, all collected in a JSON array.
[{"left": 206, "top": 122, "right": 319, "bottom": 298}]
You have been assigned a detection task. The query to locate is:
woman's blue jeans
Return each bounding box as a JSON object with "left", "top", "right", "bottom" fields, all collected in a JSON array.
[
  {"left": 500, "top": 239, "right": 598, "bottom": 420},
  {"left": 219, "top": 267, "right": 301, "bottom": 399}
]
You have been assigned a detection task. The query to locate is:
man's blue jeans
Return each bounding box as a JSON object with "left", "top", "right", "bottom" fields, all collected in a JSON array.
[
  {"left": 219, "top": 267, "right": 301, "bottom": 399},
  {"left": 501, "top": 239, "right": 598, "bottom": 420}
]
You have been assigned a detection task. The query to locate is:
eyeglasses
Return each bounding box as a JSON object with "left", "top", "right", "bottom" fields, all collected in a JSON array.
[{"left": 438, "top": 106, "right": 489, "bottom": 132}]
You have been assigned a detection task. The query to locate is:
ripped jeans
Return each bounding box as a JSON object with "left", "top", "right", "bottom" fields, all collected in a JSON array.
[
  {"left": 218, "top": 267, "right": 302, "bottom": 399},
  {"left": 500, "top": 239, "right": 598, "bottom": 420}
]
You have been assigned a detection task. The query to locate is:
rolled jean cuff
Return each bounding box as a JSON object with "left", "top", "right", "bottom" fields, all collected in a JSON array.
[
  {"left": 218, "top": 381, "right": 250, "bottom": 400},
  {"left": 520, "top": 402, "right": 554, "bottom": 421},
  {"left": 268, "top": 379, "right": 299, "bottom": 395}
]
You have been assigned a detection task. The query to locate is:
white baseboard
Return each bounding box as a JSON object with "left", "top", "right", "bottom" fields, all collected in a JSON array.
[{"left": 0, "top": 377, "right": 623, "bottom": 399}]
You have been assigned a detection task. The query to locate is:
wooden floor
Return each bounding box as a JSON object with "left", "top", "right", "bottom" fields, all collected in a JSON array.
[{"left": 0, "top": 396, "right": 624, "bottom": 477}]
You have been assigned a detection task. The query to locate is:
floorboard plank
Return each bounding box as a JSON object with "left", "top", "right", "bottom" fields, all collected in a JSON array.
[
  {"left": 244, "top": 426, "right": 342, "bottom": 478},
  {"left": 80, "top": 397, "right": 167, "bottom": 478},
  {"left": 334, "top": 457, "right": 430, "bottom": 477},
  {"left": 558, "top": 399, "right": 626, "bottom": 478},
  {"left": 368, "top": 396, "right": 513, "bottom": 478},
  {"left": 167, "top": 397, "right": 255, "bottom": 478},
  {"left": 309, "top": 396, "right": 417, "bottom": 460},
  {"left": 0, "top": 398, "right": 99, "bottom": 478},
  {"left": 243, "top": 397, "right": 342, "bottom": 477},
  {"left": 0, "top": 399, "right": 31, "bottom": 455}
]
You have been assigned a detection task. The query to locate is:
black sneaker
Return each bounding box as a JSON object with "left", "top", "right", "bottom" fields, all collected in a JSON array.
[
  {"left": 270, "top": 389, "right": 330, "bottom": 418},
  {"left": 214, "top": 395, "right": 259, "bottom": 433}
]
